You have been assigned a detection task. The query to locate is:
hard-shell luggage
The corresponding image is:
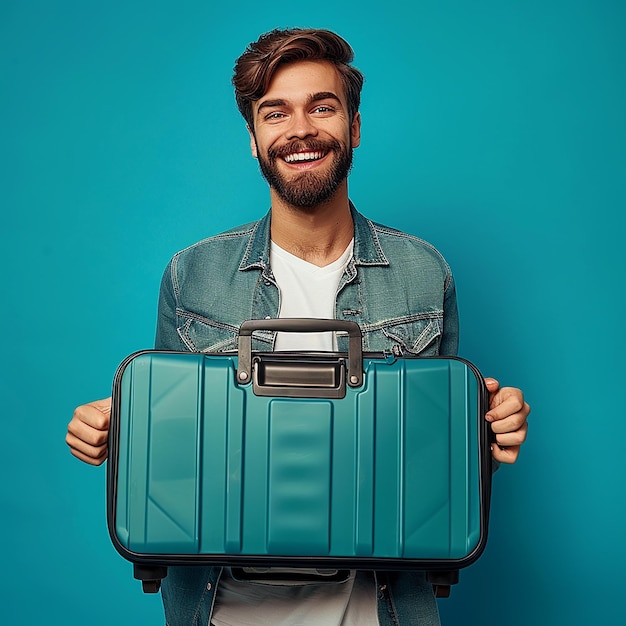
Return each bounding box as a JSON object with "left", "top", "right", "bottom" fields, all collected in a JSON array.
[{"left": 107, "top": 319, "right": 493, "bottom": 596}]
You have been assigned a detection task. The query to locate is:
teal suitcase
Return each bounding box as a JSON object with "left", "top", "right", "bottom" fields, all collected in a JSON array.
[{"left": 107, "top": 319, "right": 493, "bottom": 595}]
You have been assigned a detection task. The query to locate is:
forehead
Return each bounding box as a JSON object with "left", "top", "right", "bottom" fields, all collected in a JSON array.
[{"left": 257, "top": 60, "right": 347, "bottom": 107}]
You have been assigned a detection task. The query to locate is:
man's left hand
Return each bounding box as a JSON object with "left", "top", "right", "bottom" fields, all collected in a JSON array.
[{"left": 484, "top": 378, "right": 530, "bottom": 464}]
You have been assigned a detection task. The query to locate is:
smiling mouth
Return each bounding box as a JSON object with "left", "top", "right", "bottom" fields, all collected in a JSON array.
[{"left": 283, "top": 151, "right": 326, "bottom": 164}]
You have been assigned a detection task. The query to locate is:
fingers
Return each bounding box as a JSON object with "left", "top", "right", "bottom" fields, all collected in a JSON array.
[
  {"left": 484, "top": 383, "right": 530, "bottom": 465},
  {"left": 492, "top": 418, "right": 529, "bottom": 444},
  {"left": 488, "top": 402, "right": 530, "bottom": 440},
  {"left": 486, "top": 387, "right": 529, "bottom": 427},
  {"left": 66, "top": 432, "right": 108, "bottom": 465},
  {"left": 491, "top": 420, "right": 528, "bottom": 467},
  {"left": 491, "top": 443, "right": 521, "bottom": 464},
  {"left": 66, "top": 397, "right": 112, "bottom": 466},
  {"left": 72, "top": 398, "right": 112, "bottom": 429}
]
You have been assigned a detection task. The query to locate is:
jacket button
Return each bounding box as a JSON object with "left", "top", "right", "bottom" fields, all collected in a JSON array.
[{"left": 206, "top": 582, "right": 212, "bottom": 591}]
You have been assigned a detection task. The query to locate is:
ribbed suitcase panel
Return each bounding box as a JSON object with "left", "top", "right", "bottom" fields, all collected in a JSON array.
[{"left": 118, "top": 353, "right": 205, "bottom": 553}]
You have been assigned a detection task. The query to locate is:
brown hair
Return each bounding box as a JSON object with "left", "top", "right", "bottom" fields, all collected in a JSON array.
[{"left": 232, "top": 28, "right": 364, "bottom": 130}]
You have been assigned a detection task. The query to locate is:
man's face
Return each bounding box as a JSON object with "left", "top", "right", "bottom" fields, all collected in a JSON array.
[{"left": 249, "top": 60, "right": 361, "bottom": 208}]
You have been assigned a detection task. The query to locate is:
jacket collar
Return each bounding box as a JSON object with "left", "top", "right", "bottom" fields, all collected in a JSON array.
[{"left": 238, "top": 202, "right": 389, "bottom": 272}]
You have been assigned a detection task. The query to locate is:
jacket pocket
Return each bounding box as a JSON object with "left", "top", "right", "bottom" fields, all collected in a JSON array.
[
  {"left": 176, "top": 311, "right": 239, "bottom": 353},
  {"left": 379, "top": 314, "right": 443, "bottom": 356}
]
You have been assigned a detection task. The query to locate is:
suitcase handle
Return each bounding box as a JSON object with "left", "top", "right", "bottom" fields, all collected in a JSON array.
[{"left": 237, "top": 318, "right": 363, "bottom": 388}]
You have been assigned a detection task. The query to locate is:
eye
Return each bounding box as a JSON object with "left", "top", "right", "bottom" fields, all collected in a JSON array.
[
  {"left": 264, "top": 111, "right": 286, "bottom": 121},
  {"left": 312, "top": 105, "right": 335, "bottom": 115}
]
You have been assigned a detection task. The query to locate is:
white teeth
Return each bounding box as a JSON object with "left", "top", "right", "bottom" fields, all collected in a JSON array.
[{"left": 284, "top": 151, "right": 323, "bottom": 163}]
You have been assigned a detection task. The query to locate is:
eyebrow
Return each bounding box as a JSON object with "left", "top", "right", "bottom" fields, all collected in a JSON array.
[
  {"left": 309, "top": 91, "right": 342, "bottom": 105},
  {"left": 256, "top": 91, "right": 343, "bottom": 115},
  {"left": 257, "top": 99, "right": 287, "bottom": 113}
]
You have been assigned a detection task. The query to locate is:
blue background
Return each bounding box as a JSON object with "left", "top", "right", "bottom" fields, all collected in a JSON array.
[{"left": 2, "top": 1, "right": 624, "bottom": 623}]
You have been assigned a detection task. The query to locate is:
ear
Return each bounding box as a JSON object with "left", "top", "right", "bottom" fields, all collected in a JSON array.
[
  {"left": 351, "top": 112, "right": 361, "bottom": 149},
  {"left": 248, "top": 125, "right": 258, "bottom": 158}
]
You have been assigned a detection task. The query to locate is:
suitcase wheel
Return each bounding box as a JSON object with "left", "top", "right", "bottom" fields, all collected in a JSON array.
[
  {"left": 434, "top": 585, "right": 451, "bottom": 598},
  {"left": 134, "top": 564, "right": 167, "bottom": 593},
  {"left": 142, "top": 580, "right": 161, "bottom": 594},
  {"left": 427, "top": 570, "right": 458, "bottom": 598}
]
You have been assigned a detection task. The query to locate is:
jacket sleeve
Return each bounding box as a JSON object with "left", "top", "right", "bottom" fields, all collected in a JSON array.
[
  {"left": 154, "top": 260, "right": 186, "bottom": 351},
  {"left": 439, "top": 271, "right": 459, "bottom": 357}
]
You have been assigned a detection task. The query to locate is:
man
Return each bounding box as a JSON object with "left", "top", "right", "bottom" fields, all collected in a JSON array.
[{"left": 66, "top": 27, "right": 529, "bottom": 626}]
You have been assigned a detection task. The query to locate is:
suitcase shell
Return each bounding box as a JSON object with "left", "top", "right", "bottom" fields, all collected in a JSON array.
[{"left": 106, "top": 319, "right": 492, "bottom": 592}]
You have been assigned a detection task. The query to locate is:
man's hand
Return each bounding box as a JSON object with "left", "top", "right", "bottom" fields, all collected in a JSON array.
[
  {"left": 66, "top": 397, "right": 112, "bottom": 466},
  {"left": 484, "top": 378, "right": 530, "bottom": 464}
]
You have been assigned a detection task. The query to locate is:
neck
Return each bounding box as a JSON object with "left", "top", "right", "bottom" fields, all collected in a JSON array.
[{"left": 269, "top": 184, "right": 354, "bottom": 267}]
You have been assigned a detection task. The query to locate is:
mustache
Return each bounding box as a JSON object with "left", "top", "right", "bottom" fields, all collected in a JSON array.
[{"left": 268, "top": 138, "right": 342, "bottom": 161}]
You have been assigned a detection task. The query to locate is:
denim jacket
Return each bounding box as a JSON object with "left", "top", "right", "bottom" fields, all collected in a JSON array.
[
  {"left": 154, "top": 204, "right": 457, "bottom": 625},
  {"left": 155, "top": 205, "right": 458, "bottom": 357}
]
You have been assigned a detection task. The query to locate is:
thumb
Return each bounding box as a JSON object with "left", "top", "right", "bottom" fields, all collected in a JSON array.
[
  {"left": 88, "top": 397, "right": 112, "bottom": 416},
  {"left": 484, "top": 378, "right": 499, "bottom": 393}
]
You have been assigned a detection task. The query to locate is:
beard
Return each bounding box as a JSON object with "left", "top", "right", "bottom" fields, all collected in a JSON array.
[{"left": 256, "top": 138, "right": 353, "bottom": 209}]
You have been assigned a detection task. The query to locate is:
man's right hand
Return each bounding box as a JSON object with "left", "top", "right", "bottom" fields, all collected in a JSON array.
[{"left": 66, "top": 397, "right": 112, "bottom": 466}]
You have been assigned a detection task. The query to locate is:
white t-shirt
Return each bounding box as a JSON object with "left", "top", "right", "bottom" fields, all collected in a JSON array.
[
  {"left": 210, "top": 238, "right": 379, "bottom": 626},
  {"left": 271, "top": 239, "right": 354, "bottom": 352},
  {"left": 211, "top": 569, "right": 377, "bottom": 626}
]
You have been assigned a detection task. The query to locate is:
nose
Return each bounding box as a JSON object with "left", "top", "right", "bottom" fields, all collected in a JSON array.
[{"left": 286, "top": 110, "right": 318, "bottom": 140}]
